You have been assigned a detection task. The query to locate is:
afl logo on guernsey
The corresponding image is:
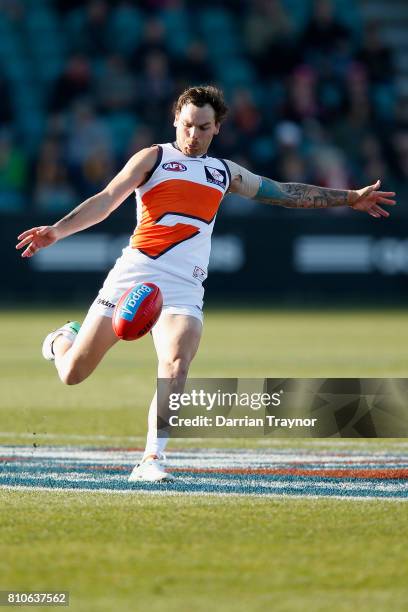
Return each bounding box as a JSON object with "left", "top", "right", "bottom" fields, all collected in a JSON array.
[{"left": 162, "top": 161, "right": 187, "bottom": 172}]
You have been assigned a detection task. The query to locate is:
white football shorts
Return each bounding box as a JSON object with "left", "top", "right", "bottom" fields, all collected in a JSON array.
[{"left": 87, "top": 246, "right": 204, "bottom": 324}]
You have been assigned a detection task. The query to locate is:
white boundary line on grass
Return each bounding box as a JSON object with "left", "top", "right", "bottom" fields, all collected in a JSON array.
[
  {"left": 0, "top": 432, "right": 146, "bottom": 443},
  {"left": 1, "top": 432, "right": 408, "bottom": 448}
]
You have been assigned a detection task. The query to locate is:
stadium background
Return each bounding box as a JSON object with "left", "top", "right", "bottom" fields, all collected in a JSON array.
[
  {"left": 1, "top": 3, "right": 408, "bottom": 611},
  {"left": 1, "top": 0, "right": 407, "bottom": 305}
]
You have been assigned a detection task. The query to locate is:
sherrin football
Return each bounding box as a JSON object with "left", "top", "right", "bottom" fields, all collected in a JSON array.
[{"left": 112, "top": 282, "right": 163, "bottom": 341}]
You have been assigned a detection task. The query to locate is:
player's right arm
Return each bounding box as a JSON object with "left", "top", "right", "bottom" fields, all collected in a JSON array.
[{"left": 16, "top": 146, "right": 158, "bottom": 258}]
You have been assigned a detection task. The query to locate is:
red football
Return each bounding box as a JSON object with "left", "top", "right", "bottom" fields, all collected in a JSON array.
[{"left": 112, "top": 282, "right": 163, "bottom": 341}]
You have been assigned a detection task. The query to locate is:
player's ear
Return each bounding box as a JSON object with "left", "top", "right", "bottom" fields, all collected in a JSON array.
[
  {"left": 173, "top": 113, "right": 179, "bottom": 128},
  {"left": 214, "top": 122, "right": 220, "bottom": 135}
]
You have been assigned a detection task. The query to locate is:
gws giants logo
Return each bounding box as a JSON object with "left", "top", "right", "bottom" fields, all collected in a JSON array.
[
  {"left": 162, "top": 162, "right": 187, "bottom": 172},
  {"left": 193, "top": 266, "right": 207, "bottom": 281},
  {"left": 205, "top": 166, "right": 226, "bottom": 188}
]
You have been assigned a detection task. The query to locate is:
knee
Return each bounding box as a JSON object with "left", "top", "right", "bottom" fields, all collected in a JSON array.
[
  {"left": 59, "top": 371, "right": 83, "bottom": 386},
  {"left": 58, "top": 362, "right": 88, "bottom": 386},
  {"left": 160, "top": 357, "right": 190, "bottom": 381}
]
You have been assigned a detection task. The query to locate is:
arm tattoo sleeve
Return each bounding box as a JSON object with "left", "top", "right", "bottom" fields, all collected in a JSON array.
[{"left": 254, "top": 177, "right": 349, "bottom": 209}]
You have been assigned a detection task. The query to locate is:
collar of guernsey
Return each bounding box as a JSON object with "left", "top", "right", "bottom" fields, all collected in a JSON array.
[{"left": 130, "top": 143, "right": 231, "bottom": 261}]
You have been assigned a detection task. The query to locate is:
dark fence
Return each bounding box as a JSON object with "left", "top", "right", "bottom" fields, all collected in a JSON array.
[{"left": 3, "top": 211, "right": 408, "bottom": 306}]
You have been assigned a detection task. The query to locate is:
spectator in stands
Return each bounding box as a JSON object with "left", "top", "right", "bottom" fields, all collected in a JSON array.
[
  {"left": 211, "top": 121, "right": 241, "bottom": 160},
  {"left": 66, "top": 101, "right": 111, "bottom": 168},
  {"left": 280, "top": 65, "right": 319, "bottom": 124},
  {"left": 278, "top": 151, "right": 311, "bottom": 185},
  {"left": 273, "top": 121, "right": 311, "bottom": 184},
  {"left": 357, "top": 21, "right": 394, "bottom": 85},
  {"left": 136, "top": 51, "right": 175, "bottom": 129},
  {"left": 393, "top": 93, "right": 408, "bottom": 128},
  {"left": 132, "top": 17, "right": 168, "bottom": 71},
  {"left": 345, "top": 63, "right": 372, "bottom": 129},
  {"left": 77, "top": 0, "right": 112, "bottom": 58},
  {"left": 354, "top": 132, "right": 395, "bottom": 184},
  {"left": 317, "top": 56, "right": 348, "bottom": 125},
  {"left": 300, "top": 0, "right": 352, "bottom": 62},
  {"left": 0, "top": 0, "right": 25, "bottom": 24},
  {"left": 355, "top": 21, "right": 396, "bottom": 124},
  {"left": 0, "top": 75, "right": 12, "bottom": 125},
  {"left": 93, "top": 54, "right": 137, "bottom": 113},
  {"left": 34, "top": 140, "right": 78, "bottom": 212},
  {"left": 76, "top": 148, "right": 114, "bottom": 198},
  {"left": 322, "top": 63, "right": 374, "bottom": 158},
  {"left": 173, "top": 40, "right": 213, "bottom": 91},
  {"left": 65, "top": 101, "right": 113, "bottom": 194},
  {"left": 0, "top": 129, "right": 27, "bottom": 211},
  {"left": 361, "top": 156, "right": 392, "bottom": 188},
  {"left": 230, "top": 88, "right": 263, "bottom": 139},
  {"left": 55, "top": 0, "right": 84, "bottom": 14},
  {"left": 50, "top": 54, "right": 92, "bottom": 113},
  {"left": 125, "top": 125, "right": 155, "bottom": 159},
  {"left": 109, "top": 1, "right": 143, "bottom": 56},
  {"left": 390, "top": 128, "right": 408, "bottom": 186},
  {"left": 244, "top": 0, "right": 298, "bottom": 78},
  {"left": 0, "top": 0, "right": 403, "bottom": 216},
  {"left": 311, "top": 146, "right": 350, "bottom": 190},
  {"left": 139, "top": 0, "right": 186, "bottom": 11}
]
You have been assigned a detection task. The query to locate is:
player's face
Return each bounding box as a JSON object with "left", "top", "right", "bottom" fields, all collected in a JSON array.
[{"left": 174, "top": 103, "right": 220, "bottom": 157}]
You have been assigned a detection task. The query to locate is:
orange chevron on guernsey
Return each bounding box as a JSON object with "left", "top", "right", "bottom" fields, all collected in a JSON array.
[{"left": 131, "top": 179, "right": 223, "bottom": 258}]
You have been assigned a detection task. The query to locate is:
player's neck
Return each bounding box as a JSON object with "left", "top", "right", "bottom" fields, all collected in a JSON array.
[{"left": 172, "top": 141, "right": 208, "bottom": 158}]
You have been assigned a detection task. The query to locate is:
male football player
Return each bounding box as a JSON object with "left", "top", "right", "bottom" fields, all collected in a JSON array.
[{"left": 16, "top": 85, "right": 396, "bottom": 481}]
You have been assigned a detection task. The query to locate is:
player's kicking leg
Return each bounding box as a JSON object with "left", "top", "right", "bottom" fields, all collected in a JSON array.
[
  {"left": 42, "top": 311, "right": 119, "bottom": 385},
  {"left": 128, "top": 313, "right": 202, "bottom": 482}
]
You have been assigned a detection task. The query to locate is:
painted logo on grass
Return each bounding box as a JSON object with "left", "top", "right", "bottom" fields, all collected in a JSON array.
[{"left": 1, "top": 447, "right": 407, "bottom": 500}]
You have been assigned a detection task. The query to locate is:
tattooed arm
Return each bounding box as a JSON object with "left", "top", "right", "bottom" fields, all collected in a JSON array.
[
  {"left": 255, "top": 177, "right": 348, "bottom": 208},
  {"left": 254, "top": 177, "right": 396, "bottom": 216},
  {"left": 224, "top": 161, "right": 396, "bottom": 217},
  {"left": 16, "top": 147, "right": 158, "bottom": 258}
]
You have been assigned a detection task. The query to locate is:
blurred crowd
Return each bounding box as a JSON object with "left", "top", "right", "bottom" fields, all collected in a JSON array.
[{"left": 0, "top": 0, "right": 405, "bottom": 215}]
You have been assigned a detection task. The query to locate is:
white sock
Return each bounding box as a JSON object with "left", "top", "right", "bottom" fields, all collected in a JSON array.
[{"left": 143, "top": 394, "right": 169, "bottom": 460}]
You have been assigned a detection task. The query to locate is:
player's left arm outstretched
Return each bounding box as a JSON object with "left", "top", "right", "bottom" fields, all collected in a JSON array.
[
  {"left": 253, "top": 177, "right": 396, "bottom": 217},
  {"left": 226, "top": 161, "right": 396, "bottom": 217}
]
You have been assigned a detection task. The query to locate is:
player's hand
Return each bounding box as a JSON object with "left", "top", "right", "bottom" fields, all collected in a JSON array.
[
  {"left": 15, "top": 225, "right": 60, "bottom": 258},
  {"left": 348, "top": 180, "right": 396, "bottom": 218}
]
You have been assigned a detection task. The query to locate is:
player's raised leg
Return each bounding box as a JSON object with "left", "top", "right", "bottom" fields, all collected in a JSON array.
[
  {"left": 43, "top": 312, "right": 119, "bottom": 385},
  {"left": 128, "top": 313, "right": 202, "bottom": 482}
]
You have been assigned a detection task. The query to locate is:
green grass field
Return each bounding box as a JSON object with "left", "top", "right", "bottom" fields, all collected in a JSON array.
[
  {"left": 1, "top": 308, "right": 408, "bottom": 611},
  {"left": 2, "top": 308, "right": 408, "bottom": 446}
]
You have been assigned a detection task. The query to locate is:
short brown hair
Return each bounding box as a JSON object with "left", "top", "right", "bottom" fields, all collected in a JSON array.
[{"left": 173, "top": 85, "right": 229, "bottom": 124}]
